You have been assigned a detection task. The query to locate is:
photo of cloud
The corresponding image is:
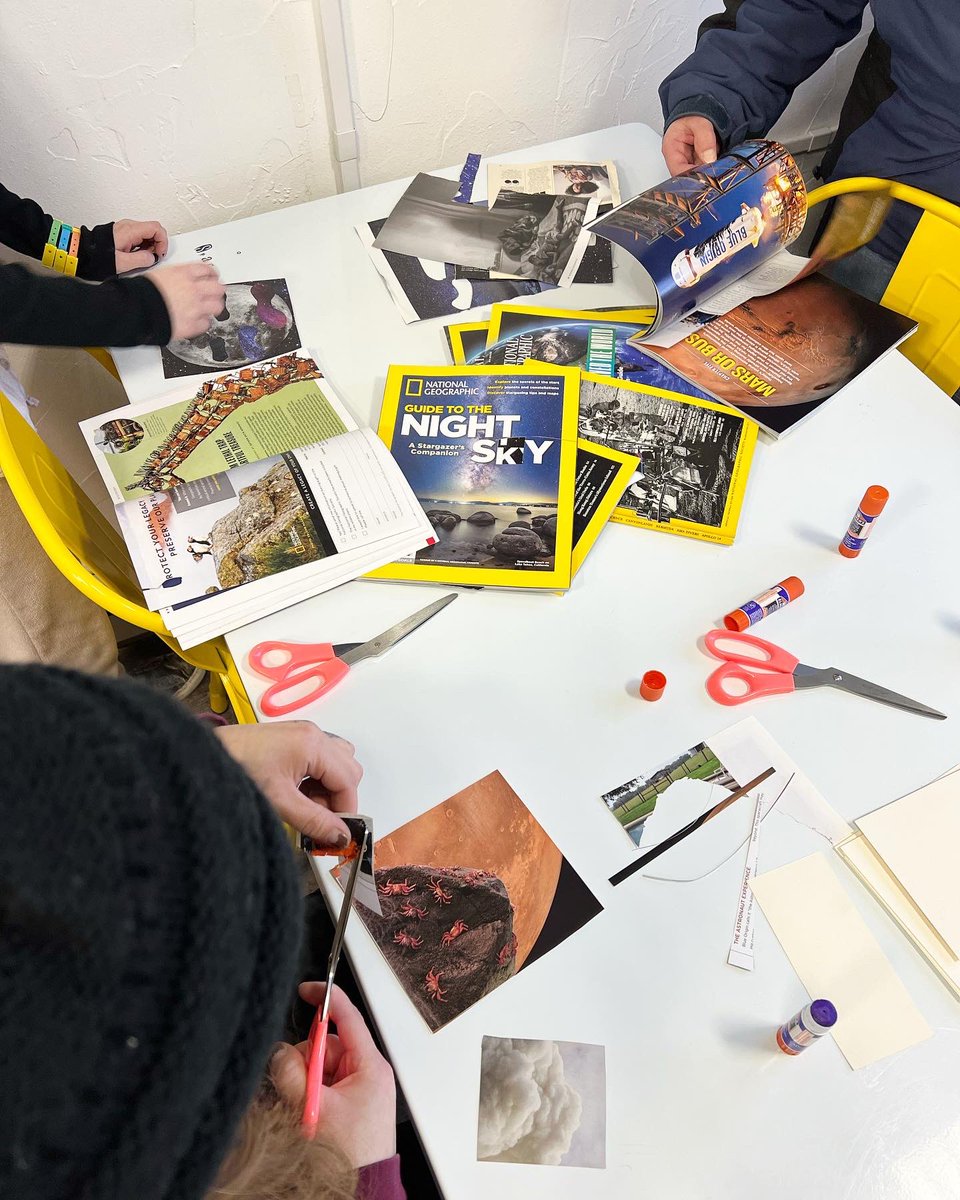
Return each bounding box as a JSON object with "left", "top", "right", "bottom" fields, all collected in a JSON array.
[
  {"left": 478, "top": 1037, "right": 606, "bottom": 1168},
  {"left": 348, "top": 771, "right": 602, "bottom": 1032}
]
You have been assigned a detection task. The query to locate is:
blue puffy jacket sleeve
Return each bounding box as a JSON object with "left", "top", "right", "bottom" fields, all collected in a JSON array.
[{"left": 659, "top": 0, "right": 870, "bottom": 147}]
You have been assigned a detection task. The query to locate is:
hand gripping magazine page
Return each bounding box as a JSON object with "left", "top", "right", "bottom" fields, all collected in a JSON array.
[
  {"left": 117, "top": 428, "right": 433, "bottom": 612},
  {"left": 585, "top": 140, "right": 807, "bottom": 334},
  {"left": 81, "top": 351, "right": 357, "bottom": 504},
  {"left": 368, "top": 364, "right": 581, "bottom": 590}
]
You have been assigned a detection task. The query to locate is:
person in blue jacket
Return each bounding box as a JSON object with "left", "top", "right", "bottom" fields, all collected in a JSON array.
[{"left": 659, "top": 1, "right": 958, "bottom": 302}]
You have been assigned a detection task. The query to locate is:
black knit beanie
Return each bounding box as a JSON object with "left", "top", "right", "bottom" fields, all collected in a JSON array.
[{"left": 0, "top": 665, "right": 303, "bottom": 1200}]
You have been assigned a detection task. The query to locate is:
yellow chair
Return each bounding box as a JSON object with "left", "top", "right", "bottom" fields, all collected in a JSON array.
[
  {"left": 807, "top": 177, "right": 960, "bottom": 396},
  {"left": 0, "top": 389, "right": 258, "bottom": 724}
]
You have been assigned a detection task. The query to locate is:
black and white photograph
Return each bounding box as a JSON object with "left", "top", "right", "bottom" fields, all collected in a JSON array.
[
  {"left": 552, "top": 163, "right": 618, "bottom": 204},
  {"left": 372, "top": 172, "right": 596, "bottom": 284},
  {"left": 477, "top": 1036, "right": 606, "bottom": 1168},
  {"left": 358, "top": 219, "right": 548, "bottom": 324},
  {"left": 488, "top": 190, "right": 597, "bottom": 284},
  {"left": 579, "top": 376, "right": 745, "bottom": 528}
]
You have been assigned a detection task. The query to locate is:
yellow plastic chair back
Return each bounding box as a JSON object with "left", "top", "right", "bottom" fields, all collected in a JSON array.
[
  {"left": 807, "top": 177, "right": 960, "bottom": 396},
  {"left": 0, "top": 391, "right": 257, "bottom": 723}
]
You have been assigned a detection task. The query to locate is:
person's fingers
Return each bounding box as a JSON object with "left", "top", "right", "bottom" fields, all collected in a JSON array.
[
  {"left": 299, "top": 726, "right": 362, "bottom": 813},
  {"left": 116, "top": 248, "right": 157, "bottom": 273},
  {"left": 692, "top": 122, "right": 718, "bottom": 165},
  {"left": 189, "top": 261, "right": 221, "bottom": 281},
  {"left": 275, "top": 787, "right": 352, "bottom": 845},
  {"left": 321, "top": 1034, "right": 346, "bottom": 1084},
  {"left": 321, "top": 985, "right": 381, "bottom": 1061},
  {"left": 144, "top": 222, "right": 169, "bottom": 257},
  {"left": 662, "top": 132, "right": 693, "bottom": 176},
  {"left": 269, "top": 1042, "right": 308, "bottom": 1107},
  {"left": 299, "top": 980, "right": 328, "bottom": 1005}
]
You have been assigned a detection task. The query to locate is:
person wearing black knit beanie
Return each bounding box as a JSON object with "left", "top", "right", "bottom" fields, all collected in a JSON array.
[{"left": 0, "top": 664, "right": 403, "bottom": 1200}]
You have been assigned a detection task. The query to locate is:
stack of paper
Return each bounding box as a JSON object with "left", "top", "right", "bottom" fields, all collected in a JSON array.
[
  {"left": 81, "top": 350, "right": 434, "bottom": 648},
  {"left": 837, "top": 771, "right": 960, "bottom": 1000}
]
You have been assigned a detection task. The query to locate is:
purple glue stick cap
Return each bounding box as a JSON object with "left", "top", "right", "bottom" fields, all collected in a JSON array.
[{"left": 809, "top": 999, "right": 838, "bottom": 1030}]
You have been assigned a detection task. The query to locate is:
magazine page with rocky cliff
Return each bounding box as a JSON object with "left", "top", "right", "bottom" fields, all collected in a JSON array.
[
  {"left": 80, "top": 351, "right": 434, "bottom": 647},
  {"left": 586, "top": 140, "right": 808, "bottom": 334}
]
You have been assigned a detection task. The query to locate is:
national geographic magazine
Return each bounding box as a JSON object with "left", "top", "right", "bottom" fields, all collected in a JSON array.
[
  {"left": 577, "top": 372, "right": 757, "bottom": 546},
  {"left": 369, "top": 364, "right": 581, "bottom": 590}
]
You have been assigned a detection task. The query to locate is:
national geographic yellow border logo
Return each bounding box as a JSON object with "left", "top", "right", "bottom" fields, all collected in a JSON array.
[{"left": 404, "top": 378, "right": 424, "bottom": 397}]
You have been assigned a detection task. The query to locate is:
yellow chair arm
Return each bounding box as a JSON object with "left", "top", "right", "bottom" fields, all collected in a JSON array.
[
  {"left": 807, "top": 178, "right": 960, "bottom": 229},
  {"left": 82, "top": 346, "right": 122, "bottom": 382}
]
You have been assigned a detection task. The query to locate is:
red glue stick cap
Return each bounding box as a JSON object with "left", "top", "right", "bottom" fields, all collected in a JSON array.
[
  {"left": 639, "top": 670, "right": 666, "bottom": 702},
  {"left": 860, "top": 485, "right": 889, "bottom": 516}
]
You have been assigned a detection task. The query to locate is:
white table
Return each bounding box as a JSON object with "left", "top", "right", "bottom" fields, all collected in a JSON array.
[{"left": 115, "top": 125, "right": 960, "bottom": 1200}]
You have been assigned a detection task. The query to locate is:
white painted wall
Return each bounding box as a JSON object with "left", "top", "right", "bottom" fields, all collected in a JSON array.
[
  {"left": 0, "top": 0, "right": 338, "bottom": 236},
  {"left": 0, "top": 0, "right": 869, "bottom": 233},
  {"left": 343, "top": 0, "right": 871, "bottom": 188}
]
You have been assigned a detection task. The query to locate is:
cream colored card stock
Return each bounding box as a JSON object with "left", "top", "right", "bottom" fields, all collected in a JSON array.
[
  {"left": 855, "top": 773, "right": 960, "bottom": 960},
  {"left": 751, "top": 853, "right": 932, "bottom": 1069},
  {"left": 836, "top": 833, "right": 960, "bottom": 1001}
]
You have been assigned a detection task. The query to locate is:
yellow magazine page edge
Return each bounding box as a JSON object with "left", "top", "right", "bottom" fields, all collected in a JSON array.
[
  {"left": 580, "top": 370, "right": 759, "bottom": 546},
  {"left": 370, "top": 363, "right": 580, "bottom": 590},
  {"left": 444, "top": 320, "right": 491, "bottom": 365},
  {"left": 485, "top": 302, "right": 658, "bottom": 350},
  {"left": 572, "top": 439, "right": 639, "bottom": 577}
]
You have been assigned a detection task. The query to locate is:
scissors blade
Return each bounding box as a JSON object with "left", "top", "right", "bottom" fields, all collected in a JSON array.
[
  {"left": 322, "top": 826, "right": 369, "bottom": 1021},
  {"left": 794, "top": 663, "right": 946, "bottom": 720},
  {"left": 340, "top": 593, "right": 458, "bottom": 665}
]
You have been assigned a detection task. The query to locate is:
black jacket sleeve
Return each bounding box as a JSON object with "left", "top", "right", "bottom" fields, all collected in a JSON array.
[
  {"left": 0, "top": 182, "right": 117, "bottom": 281},
  {"left": 0, "top": 181, "right": 171, "bottom": 346},
  {"left": 0, "top": 264, "right": 171, "bottom": 347}
]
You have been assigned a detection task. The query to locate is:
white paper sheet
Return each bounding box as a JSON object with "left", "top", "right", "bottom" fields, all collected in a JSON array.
[{"left": 752, "top": 853, "right": 933, "bottom": 1069}]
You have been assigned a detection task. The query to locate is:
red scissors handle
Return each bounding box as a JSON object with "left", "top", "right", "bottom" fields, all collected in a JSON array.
[
  {"left": 706, "top": 660, "right": 797, "bottom": 705},
  {"left": 248, "top": 639, "right": 337, "bottom": 679},
  {"left": 258, "top": 657, "right": 349, "bottom": 717},
  {"left": 703, "top": 629, "right": 800, "bottom": 706},
  {"left": 301, "top": 1007, "right": 329, "bottom": 1140}
]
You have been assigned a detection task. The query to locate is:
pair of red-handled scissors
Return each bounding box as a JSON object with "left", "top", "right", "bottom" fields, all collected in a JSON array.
[
  {"left": 703, "top": 629, "right": 945, "bottom": 719},
  {"left": 249, "top": 593, "right": 457, "bottom": 717},
  {"left": 301, "top": 823, "right": 369, "bottom": 1140}
]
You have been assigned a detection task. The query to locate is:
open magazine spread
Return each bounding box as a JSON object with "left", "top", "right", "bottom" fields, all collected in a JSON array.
[
  {"left": 631, "top": 273, "right": 917, "bottom": 438},
  {"left": 586, "top": 140, "right": 806, "bottom": 334},
  {"left": 81, "top": 351, "right": 433, "bottom": 647},
  {"left": 578, "top": 372, "right": 757, "bottom": 545},
  {"left": 368, "top": 365, "right": 582, "bottom": 590}
]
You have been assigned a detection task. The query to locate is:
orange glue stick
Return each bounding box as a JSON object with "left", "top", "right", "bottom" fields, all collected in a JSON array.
[
  {"left": 839, "top": 485, "right": 889, "bottom": 558},
  {"left": 723, "top": 576, "right": 804, "bottom": 631}
]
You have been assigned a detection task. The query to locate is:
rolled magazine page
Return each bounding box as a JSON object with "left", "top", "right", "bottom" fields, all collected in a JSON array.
[{"left": 585, "top": 140, "right": 807, "bottom": 332}]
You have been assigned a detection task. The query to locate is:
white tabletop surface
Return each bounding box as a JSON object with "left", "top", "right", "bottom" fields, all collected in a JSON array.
[{"left": 115, "top": 125, "right": 960, "bottom": 1200}]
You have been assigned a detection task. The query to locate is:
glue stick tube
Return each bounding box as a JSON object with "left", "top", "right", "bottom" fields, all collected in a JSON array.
[
  {"left": 776, "top": 999, "right": 837, "bottom": 1055},
  {"left": 839, "top": 485, "right": 889, "bottom": 558},
  {"left": 723, "top": 577, "right": 804, "bottom": 632}
]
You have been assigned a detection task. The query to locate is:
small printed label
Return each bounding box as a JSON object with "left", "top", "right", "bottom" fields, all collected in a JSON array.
[
  {"left": 842, "top": 509, "right": 876, "bottom": 552},
  {"left": 741, "top": 585, "right": 789, "bottom": 626}
]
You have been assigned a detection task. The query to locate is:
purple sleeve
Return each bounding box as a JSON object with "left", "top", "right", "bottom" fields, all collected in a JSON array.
[{"left": 356, "top": 1155, "right": 406, "bottom": 1200}]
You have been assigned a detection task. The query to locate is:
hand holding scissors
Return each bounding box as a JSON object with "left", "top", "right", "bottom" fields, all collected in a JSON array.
[
  {"left": 250, "top": 593, "right": 457, "bottom": 717},
  {"left": 703, "top": 629, "right": 945, "bottom": 720}
]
